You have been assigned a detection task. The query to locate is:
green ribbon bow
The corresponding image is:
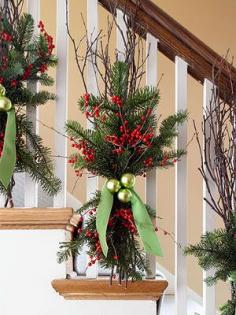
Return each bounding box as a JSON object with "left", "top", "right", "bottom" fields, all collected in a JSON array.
[
  {"left": 0, "top": 85, "right": 16, "bottom": 189},
  {"left": 96, "top": 177, "right": 163, "bottom": 258}
]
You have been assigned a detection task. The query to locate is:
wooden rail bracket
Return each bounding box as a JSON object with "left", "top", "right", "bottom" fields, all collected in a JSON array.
[
  {"left": 0, "top": 208, "right": 73, "bottom": 230},
  {"left": 51, "top": 278, "right": 168, "bottom": 300}
]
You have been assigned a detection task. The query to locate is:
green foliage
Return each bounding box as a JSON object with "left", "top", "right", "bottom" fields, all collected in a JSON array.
[
  {"left": 220, "top": 298, "right": 236, "bottom": 315},
  {"left": 58, "top": 199, "right": 150, "bottom": 280},
  {"left": 185, "top": 215, "right": 236, "bottom": 314},
  {"left": 60, "top": 60, "right": 187, "bottom": 281},
  {"left": 0, "top": 11, "right": 60, "bottom": 196},
  {"left": 67, "top": 61, "right": 187, "bottom": 179},
  {"left": 110, "top": 61, "right": 129, "bottom": 98},
  {"left": 185, "top": 228, "right": 236, "bottom": 285}
]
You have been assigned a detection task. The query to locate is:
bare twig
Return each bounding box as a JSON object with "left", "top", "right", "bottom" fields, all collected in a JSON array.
[{"left": 195, "top": 57, "right": 236, "bottom": 228}]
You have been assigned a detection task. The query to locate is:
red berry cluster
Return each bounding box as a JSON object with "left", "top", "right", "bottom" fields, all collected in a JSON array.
[
  {"left": 111, "top": 95, "right": 122, "bottom": 107},
  {"left": 129, "top": 125, "right": 154, "bottom": 148},
  {"left": 160, "top": 154, "right": 169, "bottom": 166},
  {"left": 80, "top": 140, "right": 95, "bottom": 162},
  {"left": 85, "top": 229, "right": 102, "bottom": 267},
  {"left": 105, "top": 118, "right": 154, "bottom": 155},
  {"left": 39, "top": 64, "right": 48, "bottom": 73},
  {"left": 1, "top": 32, "right": 12, "bottom": 42},
  {"left": 0, "top": 56, "right": 9, "bottom": 81},
  {"left": 108, "top": 208, "right": 137, "bottom": 235},
  {"left": 68, "top": 156, "right": 77, "bottom": 164},
  {"left": 0, "top": 132, "right": 5, "bottom": 158},
  {"left": 37, "top": 21, "right": 45, "bottom": 32},
  {"left": 22, "top": 64, "right": 33, "bottom": 80},
  {"left": 10, "top": 79, "right": 17, "bottom": 87},
  {"left": 83, "top": 93, "right": 90, "bottom": 103},
  {"left": 159, "top": 154, "right": 178, "bottom": 166},
  {"left": 105, "top": 134, "right": 125, "bottom": 155},
  {"left": 76, "top": 216, "right": 84, "bottom": 234},
  {"left": 69, "top": 138, "right": 95, "bottom": 164},
  {"left": 144, "top": 157, "right": 153, "bottom": 167},
  {"left": 37, "top": 20, "right": 55, "bottom": 55},
  {"left": 83, "top": 93, "right": 100, "bottom": 119}
]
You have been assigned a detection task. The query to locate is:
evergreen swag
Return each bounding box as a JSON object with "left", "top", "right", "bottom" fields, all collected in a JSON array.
[
  {"left": 58, "top": 61, "right": 187, "bottom": 281},
  {"left": 185, "top": 60, "right": 236, "bottom": 314},
  {"left": 58, "top": 5, "right": 187, "bottom": 282},
  {"left": 0, "top": 3, "right": 60, "bottom": 205}
]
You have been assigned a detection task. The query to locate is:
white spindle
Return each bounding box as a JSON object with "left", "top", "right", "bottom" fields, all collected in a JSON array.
[
  {"left": 24, "top": 0, "right": 40, "bottom": 207},
  {"left": 203, "top": 79, "right": 216, "bottom": 315},
  {"left": 175, "top": 56, "right": 188, "bottom": 315},
  {"left": 116, "top": 9, "right": 127, "bottom": 61},
  {"left": 53, "top": 0, "right": 68, "bottom": 208},
  {"left": 145, "top": 33, "right": 158, "bottom": 279},
  {"left": 85, "top": 0, "right": 99, "bottom": 278}
]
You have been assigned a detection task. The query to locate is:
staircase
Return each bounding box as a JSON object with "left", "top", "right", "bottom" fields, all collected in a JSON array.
[{"left": 0, "top": 0, "right": 235, "bottom": 314}]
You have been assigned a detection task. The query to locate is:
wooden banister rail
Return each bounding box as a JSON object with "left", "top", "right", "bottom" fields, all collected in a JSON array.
[{"left": 99, "top": 0, "right": 236, "bottom": 102}]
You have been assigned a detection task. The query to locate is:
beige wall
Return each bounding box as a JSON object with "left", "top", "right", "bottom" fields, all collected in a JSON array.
[{"left": 38, "top": 0, "right": 236, "bottom": 308}]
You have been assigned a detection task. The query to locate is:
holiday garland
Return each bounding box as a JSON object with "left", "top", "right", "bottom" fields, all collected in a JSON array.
[
  {"left": 0, "top": 9, "right": 61, "bottom": 204},
  {"left": 58, "top": 60, "right": 187, "bottom": 281}
]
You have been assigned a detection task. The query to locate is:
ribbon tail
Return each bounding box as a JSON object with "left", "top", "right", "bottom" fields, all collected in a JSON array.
[
  {"left": 131, "top": 189, "right": 163, "bottom": 257},
  {"left": 0, "top": 109, "right": 16, "bottom": 189},
  {"left": 96, "top": 182, "right": 114, "bottom": 257}
]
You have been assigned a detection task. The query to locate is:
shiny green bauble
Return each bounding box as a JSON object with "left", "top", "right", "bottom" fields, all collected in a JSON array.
[
  {"left": 0, "top": 96, "right": 12, "bottom": 112},
  {"left": 0, "top": 85, "right": 6, "bottom": 96},
  {"left": 117, "top": 188, "right": 132, "bottom": 203},
  {"left": 106, "top": 178, "right": 121, "bottom": 193},
  {"left": 120, "top": 173, "right": 136, "bottom": 189}
]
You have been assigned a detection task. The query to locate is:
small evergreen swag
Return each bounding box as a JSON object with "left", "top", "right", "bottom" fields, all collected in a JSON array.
[
  {"left": 0, "top": 11, "right": 61, "bottom": 200},
  {"left": 185, "top": 214, "right": 236, "bottom": 315},
  {"left": 58, "top": 61, "right": 187, "bottom": 281}
]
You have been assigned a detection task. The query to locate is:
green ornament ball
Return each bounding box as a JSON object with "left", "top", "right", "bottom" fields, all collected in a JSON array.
[
  {"left": 120, "top": 173, "right": 136, "bottom": 189},
  {"left": 0, "top": 96, "right": 12, "bottom": 112},
  {"left": 0, "top": 85, "right": 6, "bottom": 97},
  {"left": 117, "top": 188, "right": 132, "bottom": 203},
  {"left": 106, "top": 178, "right": 121, "bottom": 193}
]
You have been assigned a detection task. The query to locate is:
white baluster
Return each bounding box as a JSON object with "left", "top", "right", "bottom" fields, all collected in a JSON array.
[
  {"left": 116, "top": 9, "right": 127, "bottom": 61},
  {"left": 0, "top": 195, "right": 5, "bottom": 207},
  {"left": 175, "top": 56, "right": 188, "bottom": 315},
  {"left": 53, "top": 0, "right": 68, "bottom": 208},
  {"left": 85, "top": 0, "right": 99, "bottom": 279},
  {"left": 145, "top": 33, "right": 158, "bottom": 279},
  {"left": 203, "top": 79, "right": 216, "bottom": 315},
  {"left": 54, "top": 0, "right": 75, "bottom": 278},
  {"left": 24, "top": 0, "right": 40, "bottom": 207}
]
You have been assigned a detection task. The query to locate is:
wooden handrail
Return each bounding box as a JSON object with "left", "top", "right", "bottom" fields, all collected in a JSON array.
[{"left": 99, "top": 0, "right": 236, "bottom": 102}]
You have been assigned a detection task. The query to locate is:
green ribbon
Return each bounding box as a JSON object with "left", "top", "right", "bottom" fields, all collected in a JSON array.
[
  {"left": 96, "top": 181, "right": 163, "bottom": 257},
  {"left": 130, "top": 189, "right": 163, "bottom": 256},
  {"left": 0, "top": 94, "right": 16, "bottom": 189},
  {"left": 96, "top": 183, "right": 114, "bottom": 257}
]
